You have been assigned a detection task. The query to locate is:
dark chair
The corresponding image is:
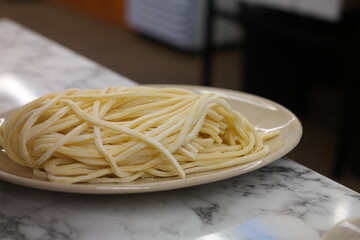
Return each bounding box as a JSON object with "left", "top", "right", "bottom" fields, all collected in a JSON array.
[{"left": 202, "top": 0, "right": 360, "bottom": 177}]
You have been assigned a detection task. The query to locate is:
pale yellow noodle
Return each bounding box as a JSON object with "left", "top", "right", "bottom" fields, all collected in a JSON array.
[{"left": 0, "top": 86, "right": 279, "bottom": 184}]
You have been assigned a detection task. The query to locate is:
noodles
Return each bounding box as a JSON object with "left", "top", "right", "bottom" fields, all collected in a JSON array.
[{"left": 0, "top": 86, "right": 278, "bottom": 184}]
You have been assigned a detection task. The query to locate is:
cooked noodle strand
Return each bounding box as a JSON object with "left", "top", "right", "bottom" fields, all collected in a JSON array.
[{"left": 0, "top": 86, "right": 278, "bottom": 183}]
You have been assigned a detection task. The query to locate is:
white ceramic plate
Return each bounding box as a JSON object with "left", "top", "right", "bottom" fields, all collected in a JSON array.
[{"left": 0, "top": 85, "right": 302, "bottom": 194}]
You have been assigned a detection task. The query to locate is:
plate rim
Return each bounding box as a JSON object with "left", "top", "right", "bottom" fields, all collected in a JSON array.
[{"left": 0, "top": 84, "right": 302, "bottom": 194}]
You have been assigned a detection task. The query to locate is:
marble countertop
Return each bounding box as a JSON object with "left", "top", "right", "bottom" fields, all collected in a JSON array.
[{"left": 0, "top": 19, "right": 359, "bottom": 240}]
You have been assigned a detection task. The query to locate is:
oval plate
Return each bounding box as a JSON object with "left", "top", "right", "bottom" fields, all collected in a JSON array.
[{"left": 0, "top": 85, "right": 302, "bottom": 194}]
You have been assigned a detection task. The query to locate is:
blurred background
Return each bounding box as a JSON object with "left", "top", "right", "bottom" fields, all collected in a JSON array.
[{"left": 0, "top": 0, "right": 359, "bottom": 191}]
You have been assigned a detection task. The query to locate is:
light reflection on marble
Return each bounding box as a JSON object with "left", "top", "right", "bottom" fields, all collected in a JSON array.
[
  {"left": 197, "top": 214, "right": 320, "bottom": 240},
  {"left": 1, "top": 159, "right": 360, "bottom": 240},
  {"left": 0, "top": 73, "right": 38, "bottom": 105},
  {"left": 0, "top": 19, "right": 360, "bottom": 240},
  {"left": 0, "top": 18, "right": 135, "bottom": 113}
]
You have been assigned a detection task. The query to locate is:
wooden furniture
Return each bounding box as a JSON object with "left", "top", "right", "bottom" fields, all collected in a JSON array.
[{"left": 51, "top": 0, "right": 128, "bottom": 28}]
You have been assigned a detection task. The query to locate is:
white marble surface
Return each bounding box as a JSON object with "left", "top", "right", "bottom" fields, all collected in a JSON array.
[
  {"left": 0, "top": 18, "right": 135, "bottom": 113},
  {"left": 1, "top": 19, "right": 360, "bottom": 240}
]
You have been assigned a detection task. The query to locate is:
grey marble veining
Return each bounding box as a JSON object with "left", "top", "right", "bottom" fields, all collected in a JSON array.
[
  {"left": 0, "top": 159, "right": 359, "bottom": 240},
  {"left": 0, "top": 19, "right": 359, "bottom": 240}
]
